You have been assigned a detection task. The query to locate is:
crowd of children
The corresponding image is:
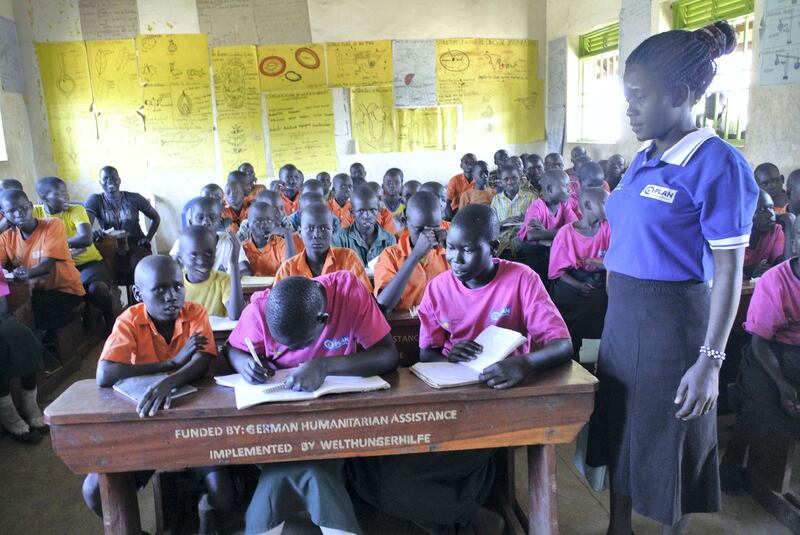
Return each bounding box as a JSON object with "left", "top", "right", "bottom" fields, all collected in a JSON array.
[{"left": 0, "top": 140, "right": 798, "bottom": 534}]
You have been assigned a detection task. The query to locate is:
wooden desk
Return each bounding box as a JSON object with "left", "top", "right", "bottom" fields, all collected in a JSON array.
[{"left": 45, "top": 362, "right": 597, "bottom": 535}]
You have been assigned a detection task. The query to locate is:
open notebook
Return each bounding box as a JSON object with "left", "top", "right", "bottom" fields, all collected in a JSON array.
[
  {"left": 410, "top": 326, "right": 527, "bottom": 388},
  {"left": 215, "top": 369, "right": 390, "bottom": 409},
  {"left": 113, "top": 374, "right": 198, "bottom": 404}
]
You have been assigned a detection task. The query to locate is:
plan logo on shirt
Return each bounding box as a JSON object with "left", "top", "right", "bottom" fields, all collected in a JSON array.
[
  {"left": 323, "top": 336, "right": 349, "bottom": 351},
  {"left": 489, "top": 306, "right": 512, "bottom": 322},
  {"left": 640, "top": 185, "right": 677, "bottom": 204}
]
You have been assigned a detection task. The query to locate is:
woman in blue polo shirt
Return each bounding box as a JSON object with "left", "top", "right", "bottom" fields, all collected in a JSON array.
[{"left": 588, "top": 21, "right": 759, "bottom": 534}]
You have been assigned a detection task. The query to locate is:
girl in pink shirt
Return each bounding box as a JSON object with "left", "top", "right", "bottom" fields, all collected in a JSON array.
[{"left": 744, "top": 190, "right": 792, "bottom": 278}]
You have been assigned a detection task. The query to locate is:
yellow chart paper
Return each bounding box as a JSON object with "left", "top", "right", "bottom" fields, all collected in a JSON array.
[
  {"left": 136, "top": 34, "right": 209, "bottom": 86},
  {"left": 351, "top": 86, "right": 395, "bottom": 153},
  {"left": 396, "top": 106, "right": 459, "bottom": 152},
  {"left": 461, "top": 79, "right": 544, "bottom": 145},
  {"left": 95, "top": 111, "right": 146, "bottom": 177},
  {"left": 212, "top": 46, "right": 266, "bottom": 176},
  {"left": 326, "top": 40, "right": 392, "bottom": 87},
  {"left": 36, "top": 41, "right": 93, "bottom": 110},
  {"left": 47, "top": 111, "right": 97, "bottom": 181},
  {"left": 257, "top": 43, "right": 327, "bottom": 92},
  {"left": 266, "top": 90, "right": 336, "bottom": 175},
  {"left": 86, "top": 40, "right": 141, "bottom": 112}
]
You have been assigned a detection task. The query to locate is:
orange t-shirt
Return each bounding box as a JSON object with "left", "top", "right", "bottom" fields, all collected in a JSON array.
[
  {"left": 243, "top": 234, "right": 305, "bottom": 276},
  {"left": 244, "top": 184, "right": 268, "bottom": 205},
  {"left": 274, "top": 246, "right": 372, "bottom": 291},
  {"left": 373, "top": 234, "right": 449, "bottom": 310},
  {"left": 395, "top": 220, "right": 450, "bottom": 242},
  {"left": 447, "top": 173, "right": 474, "bottom": 210},
  {"left": 0, "top": 218, "right": 84, "bottom": 296},
  {"left": 328, "top": 199, "right": 354, "bottom": 228},
  {"left": 280, "top": 191, "right": 301, "bottom": 215},
  {"left": 377, "top": 207, "right": 398, "bottom": 234},
  {"left": 458, "top": 188, "right": 496, "bottom": 210},
  {"left": 221, "top": 204, "right": 248, "bottom": 232},
  {"left": 100, "top": 302, "right": 217, "bottom": 365}
]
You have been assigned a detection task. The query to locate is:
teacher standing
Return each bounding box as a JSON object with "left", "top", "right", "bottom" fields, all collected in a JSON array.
[{"left": 588, "top": 21, "right": 759, "bottom": 535}]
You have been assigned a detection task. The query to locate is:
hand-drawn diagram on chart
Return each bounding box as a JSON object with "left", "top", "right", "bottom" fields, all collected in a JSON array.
[
  {"left": 326, "top": 40, "right": 392, "bottom": 87},
  {"left": 86, "top": 40, "right": 141, "bottom": 112},
  {"left": 257, "top": 44, "right": 327, "bottom": 92},
  {"left": 351, "top": 86, "right": 396, "bottom": 153},
  {"left": 760, "top": 0, "right": 800, "bottom": 85},
  {"left": 393, "top": 40, "right": 436, "bottom": 108},
  {"left": 461, "top": 79, "right": 544, "bottom": 145},
  {"left": 396, "top": 106, "right": 459, "bottom": 152}
]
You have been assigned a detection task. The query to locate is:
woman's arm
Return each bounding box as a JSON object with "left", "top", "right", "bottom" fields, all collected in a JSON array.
[{"left": 143, "top": 205, "right": 161, "bottom": 242}]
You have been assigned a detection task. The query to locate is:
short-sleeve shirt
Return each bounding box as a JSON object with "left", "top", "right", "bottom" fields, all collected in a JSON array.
[
  {"left": 280, "top": 192, "right": 301, "bottom": 215},
  {"left": 744, "top": 225, "right": 785, "bottom": 268},
  {"left": 243, "top": 234, "right": 305, "bottom": 277},
  {"left": 274, "top": 246, "right": 372, "bottom": 291},
  {"left": 373, "top": 234, "right": 449, "bottom": 310},
  {"left": 184, "top": 271, "right": 231, "bottom": 318},
  {"left": 169, "top": 231, "right": 248, "bottom": 274},
  {"left": 244, "top": 184, "right": 268, "bottom": 205},
  {"left": 332, "top": 224, "right": 396, "bottom": 266},
  {"left": 227, "top": 271, "right": 390, "bottom": 369},
  {"left": 328, "top": 199, "right": 354, "bottom": 228},
  {"left": 517, "top": 199, "right": 580, "bottom": 242},
  {"left": 418, "top": 259, "right": 569, "bottom": 356},
  {"left": 384, "top": 198, "right": 405, "bottom": 218},
  {"left": 490, "top": 190, "right": 536, "bottom": 245},
  {"left": 458, "top": 188, "right": 496, "bottom": 210},
  {"left": 447, "top": 173, "right": 473, "bottom": 210},
  {"left": 377, "top": 208, "right": 398, "bottom": 234},
  {"left": 32, "top": 204, "right": 104, "bottom": 266},
  {"left": 548, "top": 221, "right": 611, "bottom": 279},
  {"left": 84, "top": 192, "right": 154, "bottom": 243},
  {"left": 604, "top": 128, "right": 759, "bottom": 282},
  {"left": 743, "top": 258, "right": 800, "bottom": 346},
  {"left": 100, "top": 301, "right": 217, "bottom": 364},
  {"left": 221, "top": 204, "right": 248, "bottom": 233},
  {"left": 0, "top": 218, "right": 85, "bottom": 296}
]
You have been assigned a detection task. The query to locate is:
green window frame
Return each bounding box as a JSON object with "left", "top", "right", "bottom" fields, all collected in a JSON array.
[
  {"left": 673, "top": 0, "right": 755, "bottom": 30},
  {"left": 579, "top": 23, "right": 620, "bottom": 58}
]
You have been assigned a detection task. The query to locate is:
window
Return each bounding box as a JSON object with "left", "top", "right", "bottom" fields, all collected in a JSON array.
[
  {"left": 673, "top": 0, "right": 755, "bottom": 146},
  {"left": 577, "top": 23, "right": 622, "bottom": 143}
]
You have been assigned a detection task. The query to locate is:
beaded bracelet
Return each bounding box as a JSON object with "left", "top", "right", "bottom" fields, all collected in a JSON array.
[{"left": 700, "top": 346, "right": 726, "bottom": 361}]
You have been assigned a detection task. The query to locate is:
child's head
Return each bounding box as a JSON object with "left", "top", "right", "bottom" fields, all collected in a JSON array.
[
  {"left": 493, "top": 149, "right": 509, "bottom": 168},
  {"left": 0, "top": 178, "right": 23, "bottom": 192},
  {"left": 753, "top": 190, "right": 777, "bottom": 233},
  {"left": 0, "top": 189, "right": 34, "bottom": 228},
  {"left": 177, "top": 226, "right": 217, "bottom": 283},
  {"left": 573, "top": 155, "right": 592, "bottom": 174},
  {"left": 459, "top": 153, "right": 477, "bottom": 176},
  {"left": 578, "top": 187, "right": 609, "bottom": 223},
  {"left": 607, "top": 154, "right": 626, "bottom": 180},
  {"left": 279, "top": 164, "right": 303, "bottom": 197},
  {"left": 570, "top": 146, "right": 587, "bottom": 168},
  {"left": 238, "top": 162, "right": 257, "bottom": 192},
  {"left": 401, "top": 180, "right": 421, "bottom": 203},
  {"left": 301, "top": 179, "right": 325, "bottom": 197},
  {"left": 201, "top": 183, "right": 225, "bottom": 202},
  {"left": 349, "top": 162, "right": 367, "bottom": 185},
  {"left": 754, "top": 163, "right": 785, "bottom": 201},
  {"left": 508, "top": 155, "right": 524, "bottom": 175},
  {"left": 225, "top": 178, "right": 245, "bottom": 209},
  {"left": 446, "top": 204, "right": 500, "bottom": 283},
  {"left": 544, "top": 153, "right": 564, "bottom": 172},
  {"left": 256, "top": 188, "right": 284, "bottom": 217},
  {"left": 382, "top": 168, "right": 404, "bottom": 199},
  {"left": 270, "top": 179, "right": 282, "bottom": 192},
  {"left": 351, "top": 186, "right": 381, "bottom": 233},
  {"left": 248, "top": 201, "right": 281, "bottom": 245},
  {"left": 99, "top": 166, "right": 122, "bottom": 196},
  {"left": 188, "top": 196, "right": 223, "bottom": 231},
  {"left": 227, "top": 170, "right": 248, "bottom": 189},
  {"left": 524, "top": 154, "right": 545, "bottom": 186},
  {"left": 787, "top": 169, "right": 800, "bottom": 200},
  {"left": 299, "top": 191, "right": 325, "bottom": 212},
  {"left": 499, "top": 163, "right": 522, "bottom": 198},
  {"left": 133, "top": 255, "right": 185, "bottom": 322},
  {"left": 35, "top": 176, "right": 70, "bottom": 213},
  {"left": 332, "top": 173, "right": 354, "bottom": 204},
  {"left": 577, "top": 161, "right": 606, "bottom": 189},
  {"left": 471, "top": 161, "right": 490, "bottom": 189},
  {"left": 367, "top": 181, "right": 383, "bottom": 203},
  {"left": 299, "top": 202, "right": 334, "bottom": 254},
  {"left": 419, "top": 181, "right": 447, "bottom": 216},
  {"left": 405, "top": 192, "right": 441, "bottom": 246},
  {"left": 541, "top": 170, "right": 571, "bottom": 204},
  {"left": 315, "top": 172, "right": 331, "bottom": 194},
  {"left": 266, "top": 276, "right": 329, "bottom": 349}
]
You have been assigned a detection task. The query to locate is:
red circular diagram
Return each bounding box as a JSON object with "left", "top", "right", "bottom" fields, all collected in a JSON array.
[
  {"left": 295, "top": 47, "right": 321, "bottom": 69},
  {"left": 259, "top": 56, "right": 287, "bottom": 77}
]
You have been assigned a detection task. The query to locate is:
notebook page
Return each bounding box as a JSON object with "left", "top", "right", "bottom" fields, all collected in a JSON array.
[{"left": 461, "top": 326, "right": 526, "bottom": 374}]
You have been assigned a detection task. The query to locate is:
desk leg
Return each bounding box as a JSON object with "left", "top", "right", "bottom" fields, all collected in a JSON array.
[
  {"left": 98, "top": 472, "right": 141, "bottom": 535},
  {"left": 528, "top": 444, "right": 558, "bottom": 535}
]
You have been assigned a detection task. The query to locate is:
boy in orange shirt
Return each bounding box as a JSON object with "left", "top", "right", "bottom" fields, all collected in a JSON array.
[
  {"left": 458, "top": 160, "right": 495, "bottom": 210},
  {"left": 374, "top": 192, "right": 448, "bottom": 313},
  {"left": 278, "top": 163, "right": 304, "bottom": 215},
  {"left": 328, "top": 173, "right": 355, "bottom": 227},
  {"left": 82, "top": 255, "right": 232, "bottom": 534},
  {"left": 239, "top": 162, "right": 266, "bottom": 205},
  {"left": 0, "top": 190, "right": 85, "bottom": 330},
  {"left": 221, "top": 174, "right": 248, "bottom": 232},
  {"left": 446, "top": 152, "right": 477, "bottom": 213},
  {"left": 275, "top": 203, "right": 371, "bottom": 290},
  {"left": 243, "top": 202, "right": 303, "bottom": 276}
]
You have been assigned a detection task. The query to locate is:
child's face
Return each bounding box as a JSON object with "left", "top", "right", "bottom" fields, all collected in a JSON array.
[
  {"left": 240, "top": 163, "right": 256, "bottom": 180},
  {"left": 250, "top": 206, "right": 280, "bottom": 244},
  {"left": 500, "top": 171, "right": 520, "bottom": 198},
  {"left": 189, "top": 206, "right": 222, "bottom": 231},
  {"left": 460, "top": 154, "right": 477, "bottom": 175},
  {"left": 753, "top": 195, "right": 777, "bottom": 232},
  {"left": 494, "top": 151, "right": 508, "bottom": 167},
  {"left": 300, "top": 209, "right": 333, "bottom": 254},
  {"left": 583, "top": 196, "right": 608, "bottom": 222},
  {"left": 383, "top": 174, "right": 402, "bottom": 198},
  {"left": 401, "top": 184, "right": 419, "bottom": 203},
  {"left": 545, "top": 176, "right": 571, "bottom": 203},
  {"left": 350, "top": 165, "right": 366, "bottom": 182},
  {"left": 544, "top": 155, "right": 564, "bottom": 172},
  {"left": 524, "top": 158, "right": 544, "bottom": 183},
  {"left": 351, "top": 195, "right": 380, "bottom": 232},
  {"left": 471, "top": 164, "right": 489, "bottom": 189},
  {"left": 99, "top": 169, "right": 121, "bottom": 196},
  {"left": 445, "top": 224, "right": 493, "bottom": 284},
  {"left": 406, "top": 205, "right": 441, "bottom": 246},
  {"left": 42, "top": 183, "right": 70, "bottom": 213},
  {"left": 0, "top": 196, "right": 33, "bottom": 228},
  {"left": 756, "top": 169, "right": 786, "bottom": 200},
  {"left": 607, "top": 156, "right": 625, "bottom": 179},
  {"left": 333, "top": 176, "right": 354, "bottom": 204},
  {"left": 178, "top": 236, "right": 215, "bottom": 283},
  {"left": 580, "top": 169, "right": 606, "bottom": 189},
  {"left": 137, "top": 264, "right": 186, "bottom": 322},
  {"left": 201, "top": 186, "right": 224, "bottom": 202},
  {"left": 316, "top": 173, "right": 331, "bottom": 194},
  {"left": 280, "top": 170, "right": 302, "bottom": 197},
  {"left": 226, "top": 182, "right": 244, "bottom": 207}
]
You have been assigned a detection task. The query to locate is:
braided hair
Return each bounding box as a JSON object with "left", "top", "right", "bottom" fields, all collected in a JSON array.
[{"left": 626, "top": 21, "right": 737, "bottom": 100}]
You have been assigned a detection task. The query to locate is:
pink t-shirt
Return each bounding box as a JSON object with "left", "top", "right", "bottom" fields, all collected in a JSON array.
[
  {"left": 743, "top": 258, "right": 800, "bottom": 346},
  {"left": 744, "top": 225, "right": 785, "bottom": 268},
  {"left": 227, "top": 270, "right": 390, "bottom": 369},
  {"left": 548, "top": 221, "right": 611, "bottom": 279},
  {"left": 517, "top": 199, "right": 580, "bottom": 242},
  {"left": 418, "top": 259, "right": 570, "bottom": 356},
  {"left": 0, "top": 273, "right": 9, "bottom": 297}
]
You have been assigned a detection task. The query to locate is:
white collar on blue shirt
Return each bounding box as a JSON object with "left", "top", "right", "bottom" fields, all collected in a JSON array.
[{"left": 637, "top": 127, "right": 717, "bottom": 167}]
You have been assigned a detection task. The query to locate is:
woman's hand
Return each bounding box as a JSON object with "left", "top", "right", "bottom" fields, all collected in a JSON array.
[{"left": 674, "top": 356, "right": 720, "bottom": 420}]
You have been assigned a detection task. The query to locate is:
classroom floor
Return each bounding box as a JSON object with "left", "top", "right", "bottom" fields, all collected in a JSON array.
[{"left": 0, "top": 343, "right": 793, "bottom": 535}]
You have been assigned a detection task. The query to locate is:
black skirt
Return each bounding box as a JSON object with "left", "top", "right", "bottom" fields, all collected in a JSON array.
[{"left": 588, "top": 272, "right": 719, "bottom": 525}]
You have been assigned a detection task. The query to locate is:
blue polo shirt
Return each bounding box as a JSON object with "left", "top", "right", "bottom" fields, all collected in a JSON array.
[{"left": 605, "top": 128, "right": 758, "bottom": 282}]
